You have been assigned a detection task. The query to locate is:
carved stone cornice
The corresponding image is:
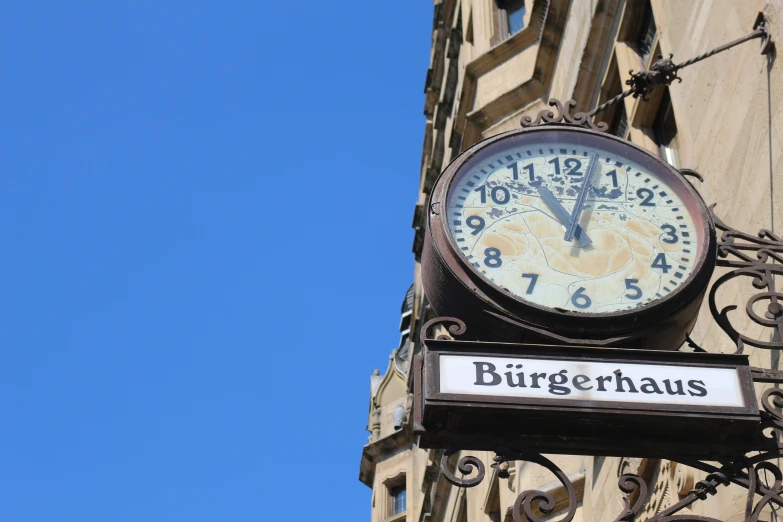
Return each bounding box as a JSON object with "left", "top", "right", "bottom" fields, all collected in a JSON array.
[
  {"left": 358, "top": 427, "right": 414, "bottom": 488},
  {"left": 455, "top": 0, "right": 569, "bottom": 147},
  {"left": 570, "top": 0, "right": 624, "bottom": 112}
]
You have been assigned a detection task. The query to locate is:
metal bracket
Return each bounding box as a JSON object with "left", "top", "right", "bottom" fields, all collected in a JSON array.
[
  {"left": 589, "top": 13, "right": 774, "bottom": 118},
  {"left": 709, "top": 205, "right": 783, "bottom": 353},
  {"left": 751, "top": 367, "right": 783, "bottom": 383}
]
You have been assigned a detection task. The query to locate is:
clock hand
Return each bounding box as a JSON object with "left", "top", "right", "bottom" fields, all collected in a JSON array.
[
  {"left": 535, "top": 184, "right": 592, "bottom": 246},
  {"left": 564, "top": 153, "right": 599, "bottom": 242}
]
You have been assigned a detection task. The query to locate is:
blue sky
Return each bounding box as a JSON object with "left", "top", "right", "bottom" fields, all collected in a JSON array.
[{"left": 0, "top": 2, "right": 431, "bottom": 520}]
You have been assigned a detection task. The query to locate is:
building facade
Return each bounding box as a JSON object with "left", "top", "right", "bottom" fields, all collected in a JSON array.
[{"left": 360, "top": 1, "right": 783, "bottom": 521}]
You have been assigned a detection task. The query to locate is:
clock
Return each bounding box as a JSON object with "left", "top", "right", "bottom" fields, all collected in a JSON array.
[{"left": 422, "top": 124, "right": 717, "bottom": 349}]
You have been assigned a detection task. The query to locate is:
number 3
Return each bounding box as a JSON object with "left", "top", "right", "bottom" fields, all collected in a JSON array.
[{"left": 661, "top": 224, "right": 679, "bottom": 244}]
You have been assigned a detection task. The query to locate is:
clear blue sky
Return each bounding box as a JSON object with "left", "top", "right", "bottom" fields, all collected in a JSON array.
[{"left": 0, "top": 2, "right": 431, "bottom": 520}]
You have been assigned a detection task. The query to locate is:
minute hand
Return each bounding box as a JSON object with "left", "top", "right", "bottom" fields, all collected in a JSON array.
[
  {"left": 535, "top": 185, "right": 592, "bottom": 246},
  {"left": 564, "top": 153, "right": 599, "bottom": 242}
]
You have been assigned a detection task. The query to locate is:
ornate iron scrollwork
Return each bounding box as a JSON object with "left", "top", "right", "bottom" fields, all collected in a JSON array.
[
  {"left": 437, "top": 451, "right": 783, "bottom": 521},
  {"left": 708, "top": 206, "right": 783, "bottom": 353},
  {"left": 420, "top": 316, "right": 467, "bottom": 341},
  {"left": 614, "top": 474, "right": 648, "bottom": 522},
  {"left": 521, "top": 98, "right": 609, "bottom": 132},
  {"left": 758, "top": 388, "right": 783, "bottom": 450},
  {"left": 626, "top": 53, "right": 682, "bottom": 101},
  {"left": 439, "top": 450, "right": 578, "bottom": 522},
  {"left": 439, "top": 450, "right": 486, "bottom": 488},
  {"left": 509, "top": 452, "right": 577, "bottom": 522}
]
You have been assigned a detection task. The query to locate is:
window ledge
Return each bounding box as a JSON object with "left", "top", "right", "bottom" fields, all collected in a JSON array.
[{"left": 385, "top": 512, "right": 406, "bottom": 522}]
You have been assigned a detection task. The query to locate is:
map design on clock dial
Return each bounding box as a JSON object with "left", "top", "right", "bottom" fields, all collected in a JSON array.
[{"left": 446, "top": 141, "right": 700, "bottom": 313}]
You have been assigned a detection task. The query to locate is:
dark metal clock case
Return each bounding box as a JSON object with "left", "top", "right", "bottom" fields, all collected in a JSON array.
[{"left": 422, "top": 125, "right": 717, "bottom": 349}]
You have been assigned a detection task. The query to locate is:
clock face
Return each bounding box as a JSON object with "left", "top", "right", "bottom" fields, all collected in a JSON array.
[{"left": 444, "top": 131, "right": 707, "bottom": 314}]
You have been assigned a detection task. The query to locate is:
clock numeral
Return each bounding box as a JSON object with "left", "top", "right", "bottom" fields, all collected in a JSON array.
[
  {"left": 466, "top": 215, "right": 485, "bottom": 235},
  {"left": 625, "top": 279, "right": 642, "bottom": 300},
  {"left": 483, "top": 248, "right": 502, "bottom": 268},
  {"left": 549, "top": 157, "right": 583, "bottom": 176},
  {"left": 651, "top": 253, "right": 672, "bottom": 273},
  {"left": 636, "top": 188, "right": 655, "bottom": 207},
  {"left": 606, "top": 169, "right": 618, "bottom": 188},
  {"left": 476, "top": 185, "right": 511, "bottom": 205},
  {"left": 522, "top": 163, "right": 535, "bottom": 182},
  {"left": 521, "top": 273, "right": 538, "bottom": 294},
  {"left": 661, "top": 224, "right": 679, "bottom": 244},
  {"left": 475, "top": 185, "right": 486, "bottom": 203},
  {"left": 491, "top": 186, "right": 510, "bottom": 204},
  {"left": 571, "top": 287, "right": 592, "bottom": 309},
  {"left": 548, "top": 157, "right": 560, "bottom": 175},
  {"left": 508, "top": 163, "right": 535, "bottom": 182},
  {"left": 564, "top": 158, "right": 583, "bottom": 177}
]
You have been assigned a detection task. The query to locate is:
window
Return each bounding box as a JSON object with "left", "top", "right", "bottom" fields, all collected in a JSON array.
[
  {"left": 383, "top": 473, "right": 407, "bottom": 519},
  {"left": 504, "top": 0, "right": 526, "bottom": 36},
  {"left": 653, "top": 89, "right": 679, "bottom": 167},
  {"left": 456, "top": 493, "right": 468, "bottom": 522},
  {"left": 388, "top": 483, "right": 406, "bottom": 517},
  {"left": 493, "top": 0, "right": 525, "bottom": 44},
  {"left": 483, "top": 471, "right": 502, "bottom": 522},
  {"left": 398, "top": 285, "right": 413, "bottom": 351},
  {"left": 637, "top": 2, "right": 657, "bottom": 66},
  {"left": 610, "top": 102, "right": 629, "bottom": 139},
  {"left": 594, "top": 57, "right": 627, "bottom": 138}
]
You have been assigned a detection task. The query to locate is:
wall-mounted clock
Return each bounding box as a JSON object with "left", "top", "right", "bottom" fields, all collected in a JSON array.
[{"left": 422, "top": 124, "right": 717, "bottom": 349}]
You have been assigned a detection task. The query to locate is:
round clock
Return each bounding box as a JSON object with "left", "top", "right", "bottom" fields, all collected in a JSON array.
[{"left": 422, "top": 124, "right": 717, "bottom": 349}]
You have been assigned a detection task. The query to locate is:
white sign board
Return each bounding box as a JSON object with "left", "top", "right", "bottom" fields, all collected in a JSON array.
[{"left": 439, "top": 354, "right": 746, "bottom": 408}]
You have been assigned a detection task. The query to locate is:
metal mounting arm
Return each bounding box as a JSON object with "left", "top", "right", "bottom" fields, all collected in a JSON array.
[{"left": 589, "top": 13, "right": 774, "bottom": 118}]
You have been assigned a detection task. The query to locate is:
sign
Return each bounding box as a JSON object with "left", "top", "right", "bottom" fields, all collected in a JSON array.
[
  {"left": 439, "top": 355, "right": 745, "bottom": 408},
  {"left": 414, "top": 340, "right": 763, "bottom": 459}
]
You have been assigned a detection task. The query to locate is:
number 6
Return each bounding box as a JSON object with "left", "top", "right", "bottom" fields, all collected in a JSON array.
[{"left": 571, "top": 287, "right": 591, "bottom": 309}]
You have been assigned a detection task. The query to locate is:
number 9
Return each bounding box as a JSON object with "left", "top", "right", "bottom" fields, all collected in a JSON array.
[{"left": 466, "top": 216, "right": 485, "bottom": 235}]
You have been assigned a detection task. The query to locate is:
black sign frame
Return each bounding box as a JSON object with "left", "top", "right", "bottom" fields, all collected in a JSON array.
[{"left": 414, "top": 339, "right": 762, "bottom": 460}]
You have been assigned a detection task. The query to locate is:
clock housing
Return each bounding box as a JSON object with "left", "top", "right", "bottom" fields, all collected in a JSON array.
[{"left": 422, "top": 125, "right": 717, "bottom": 349}]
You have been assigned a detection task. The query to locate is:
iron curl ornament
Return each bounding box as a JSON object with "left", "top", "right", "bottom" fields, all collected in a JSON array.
[
  {"left": 420, "top": 316, "right": 467, "bottom": 341},
  {"left": 758, "top": 388, "right": 783, "bottom": 449},
  {"left": 507, "top": 452, "right": 578, "bottom": 522},
  {"left": 614, "top": 474, "right": 648, "bottom": 522},
  {"left": 708, "top": 205, "right": 783, "bottom": 354},
  {"left": 521, "top": 98, "right": 608, "bottom": 132},
  {"left": 437, "top": 451, "right": 783, "bottom": 521},
  {"left": 441, "top": 449, "right": 578, "bottom": 522},
  {"left": 439, "top": 450, "right": 486, "bottom": 488},
  {"left": 625, "top": 53, "right": 682, "bottom": 102}
]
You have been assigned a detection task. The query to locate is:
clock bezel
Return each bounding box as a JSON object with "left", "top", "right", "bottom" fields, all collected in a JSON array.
[{"left": 425, "top": 125, "right": 717, "bottom": 336}]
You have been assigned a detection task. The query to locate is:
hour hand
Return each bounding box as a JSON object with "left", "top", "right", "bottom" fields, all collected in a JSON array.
[{"left": 535, "top": 185, "right": 592, "bottom": 246}]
